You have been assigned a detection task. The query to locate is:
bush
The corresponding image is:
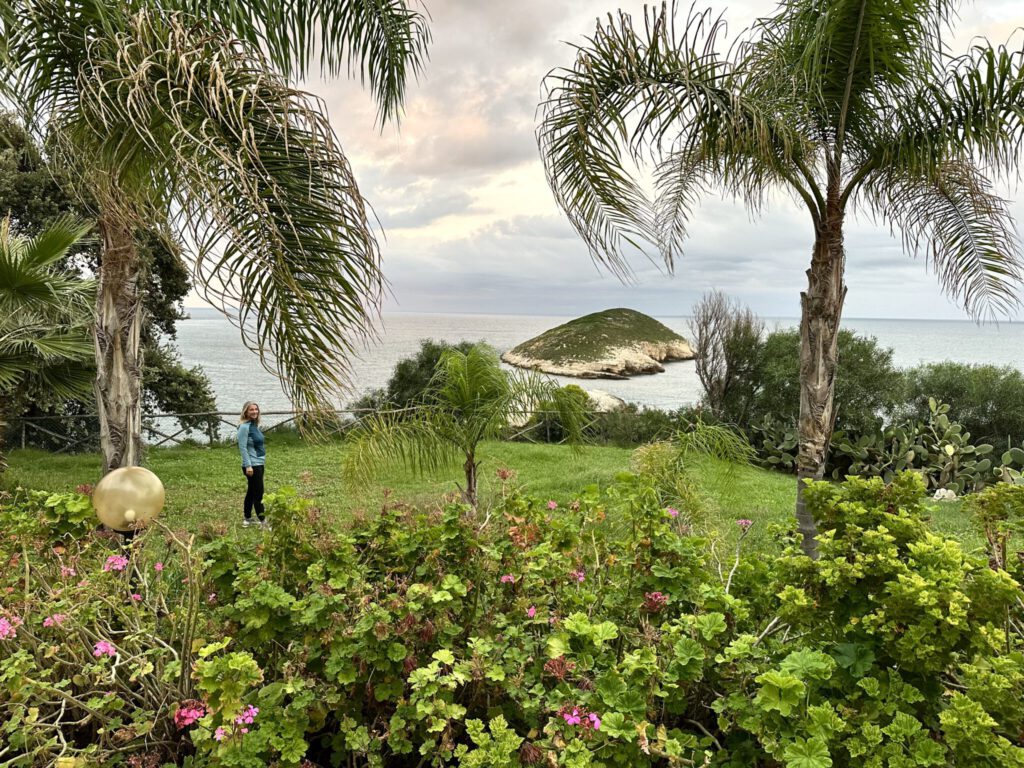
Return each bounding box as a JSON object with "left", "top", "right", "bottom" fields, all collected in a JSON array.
[
  {"left": 386, "top": 339, "right": 480, "bottom": 408},
  {"left": 4, "top": 473, "right": 1023, "bottom": 767},
  {"left": 717, "top": 472, "right": 1024, "bottom": 768},
  {"left": 747, "top": 328, "right": 903, "bottom": 434},
  {"left": 691, "top": 291, "right": 764, "bottom": 422},
  {"left": 525, "top": 384, "right": 595, "bottom": 443},
  {"left": 901, "top": 362, "right": 1024, "bottom": 447}
]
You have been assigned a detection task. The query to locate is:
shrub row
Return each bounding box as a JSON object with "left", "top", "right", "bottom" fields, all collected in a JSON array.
[{"left": 2, "top": 467, "right": 1023, "bottom": 766}]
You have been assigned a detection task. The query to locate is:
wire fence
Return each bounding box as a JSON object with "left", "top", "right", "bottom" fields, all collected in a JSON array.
[{"left": 11, "top": 407, "right": 575, "bottom": 454}]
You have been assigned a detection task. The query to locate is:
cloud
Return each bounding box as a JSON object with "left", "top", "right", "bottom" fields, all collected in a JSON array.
[{"left": 191, "top": 0, "right": 1024, "bottom": 323}]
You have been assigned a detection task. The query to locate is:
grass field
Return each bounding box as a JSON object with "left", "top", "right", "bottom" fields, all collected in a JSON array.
[{"left": 3, "top": 435, "right": 980, "bottom": 551}]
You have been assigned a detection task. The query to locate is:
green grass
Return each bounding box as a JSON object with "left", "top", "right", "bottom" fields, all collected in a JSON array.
[
  {"left": 4, "top": 436, "right": 981, "bottom": 551},
  {"left": 4, "top": 436, "right": 636, "bottom": 529},
  {"left": 507, "top": 308, "right": 688, "bottom": 364}
]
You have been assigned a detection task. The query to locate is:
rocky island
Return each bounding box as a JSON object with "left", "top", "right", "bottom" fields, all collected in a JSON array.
[{"left": 501, "top": 308, "right": 694, "bottom": 379}]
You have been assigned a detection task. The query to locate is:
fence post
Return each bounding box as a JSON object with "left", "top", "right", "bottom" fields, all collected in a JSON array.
[{"left": 207, "top": 420, "right": 216, "bottom": 446}]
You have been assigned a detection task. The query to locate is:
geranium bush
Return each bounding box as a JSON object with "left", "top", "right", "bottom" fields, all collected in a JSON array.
[{"left": 2, "top": 469, "right": 1023, "bottom": 767}]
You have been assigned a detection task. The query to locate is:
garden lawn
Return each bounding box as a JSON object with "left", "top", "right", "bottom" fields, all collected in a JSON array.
[{"left": 4, "top": 436, "right": 981, "bottom": 550}]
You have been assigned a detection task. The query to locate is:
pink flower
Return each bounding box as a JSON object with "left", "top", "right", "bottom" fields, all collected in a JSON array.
[
  {"left": 643, "top": 591, "right": 669, "bottom": 613},
  {"left": 240, "top": 727, "right": 249, "bottom": 734},
  {"left": 547, "top": 500, "right": 558, "bottom": 510},
  {"left": 588, "top": 713, "right": 601, "bottom": 730},
  {"left": 0, "top": 616, "right": 22, "bottom": 640},
  {"left": 103, "top": 554, "right": 129, "bottom": 572},
  {"left": 60, "top": 566, "right": 76, "bottom": 578},
  {"left": 527, "top": 606, "right": 537, "bottom": 618},
  {"left": 234, "top": 705, "right": 259, "bottom": 725},
  {"left": 665, "top": 507, "right": 679, "bottom": 518},
  {"left": 43, "top": 613, "right": 67, "bottom": 628},
  {"left": 563, "top": 708, "right": 581, "bottom": 726},
  {"left": 77, "top": 579, "right": 89, "bottom": 587},
  {"left": 736, "top": 519, "right": 754, "bottom": 531},
  {"left": 93, "top": 640, "right": 117, "bottom": 658},
  {"left": 207, "top": 592, "right": 217, "bottom": 604},
  {"left": 214, "top": 727, "right": 227, "bottom": 741},
  {"left": 173, "top": 701, "right": 206, "bottom": 729},
  {"left": 153, "top": 562, "right": 164, "bottom": 572},
  {"left": 500, "top": 574, "right": 516, "bottom": 584},
  {"left": 130, "top": 593, "right": 142, "bottom": 602},
  {"left": 569, "top": 569, "right": 585, "bottom": 583}
]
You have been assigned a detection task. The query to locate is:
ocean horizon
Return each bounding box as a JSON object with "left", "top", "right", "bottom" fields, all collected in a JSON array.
[{"left": 172, "top": 309, "right": 1024, "bottom": 418}]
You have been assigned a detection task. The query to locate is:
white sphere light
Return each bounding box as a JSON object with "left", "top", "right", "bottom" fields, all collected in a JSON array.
[{"left": 92, "top": 467, "right": 165, "bottom": 531}]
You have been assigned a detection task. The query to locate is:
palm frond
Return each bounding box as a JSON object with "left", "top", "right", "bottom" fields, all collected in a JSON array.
[
  {"left": 756, "top": 0, "right": 960, "bottom": 144},
  {"left": 864, "top": 160, "right": 1023, "bottom": 319},
  {"left": 674, "top": 418, "right": 755, "bottom": 465},
  {"left": 55, "top": 10, "right": 386, "bottom": 414},
  {"left": 0, "top": 215, "right": 95, "bottom": 396},
  {"left": 342, "top": 409, "right": 459, "bottom": 490},
  {"left": 0, "top": 216, "right": 95, "bottom": 313},
  {"left": 538, "top": 2, "right": 796, "bottom": 276},
  {"left": 846, "top": 40, "right": 1024, "bottom": 198},
  {"left": 179, "top": 0, "right": 431, "bottom": 124}
]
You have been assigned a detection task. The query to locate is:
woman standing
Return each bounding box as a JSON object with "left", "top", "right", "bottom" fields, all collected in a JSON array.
[{"left": 237, "top": 401, "right": 266, "bottom": 527}]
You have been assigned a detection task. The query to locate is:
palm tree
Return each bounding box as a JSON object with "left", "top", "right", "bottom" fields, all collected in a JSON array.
[
  {"left": 537, "top": 0, "right": 1024, "bottom": 556},
  {"left": 0, "top": 215, "right": 95, "bottom": 471},
  {"left": 0, "top": 0, "right": 430, "bottom": 472},
  {"left": 343, "top": 344, "right": 589, "bottom": 508}
]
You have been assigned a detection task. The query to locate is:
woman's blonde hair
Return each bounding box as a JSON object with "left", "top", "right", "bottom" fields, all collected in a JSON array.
[{"left": 239, "top": 401, "right": 261, "bottom": 425}]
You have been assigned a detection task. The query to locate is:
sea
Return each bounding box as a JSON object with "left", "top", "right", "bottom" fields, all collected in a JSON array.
[{"left": 173, "top": 309, "right": 1024, "bottom": 419}]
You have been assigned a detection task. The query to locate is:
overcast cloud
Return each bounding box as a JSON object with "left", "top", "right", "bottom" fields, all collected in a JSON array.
[{"left": 259, "top": 0, "right": 1024, "bottom": 320}]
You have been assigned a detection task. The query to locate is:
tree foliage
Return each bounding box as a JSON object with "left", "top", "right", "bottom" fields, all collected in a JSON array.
[
  {"left": 0, "top": 0, "right": 431, "bottom": 417},
  {"left": 901, "top": 362, "right": 1024, "bottom": 447},
  {"left": 0, "top": 112, "right": 217, "bottom": 442},
  {"left": 691, "top": 291, "right": 764, "bottom": 423},
  {"left": 343, "top": 344, "right": 588, "bottom": 507},
  {"left": 0, "top": 215, "right": 94, "bottom": 470}
]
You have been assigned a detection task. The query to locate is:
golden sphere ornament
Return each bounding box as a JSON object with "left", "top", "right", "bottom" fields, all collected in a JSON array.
[{"left": 92, "top": 467, "right": 165, "bottom": 531}]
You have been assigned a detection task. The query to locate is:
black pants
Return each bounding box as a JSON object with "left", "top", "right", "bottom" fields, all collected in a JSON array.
[{"left": 243, "top": 465, "right": 265, "bottom": 520}]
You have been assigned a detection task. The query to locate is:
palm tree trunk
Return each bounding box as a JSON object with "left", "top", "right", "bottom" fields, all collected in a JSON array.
[
  {"left": 795, "top": 207, "right": 847, "bottom": 559},
  {"left": 95, "top": 213, "right": 144, "bottom": 474},
  {"left": 463, "top": 452, "right": 479, "bottom": 508}
]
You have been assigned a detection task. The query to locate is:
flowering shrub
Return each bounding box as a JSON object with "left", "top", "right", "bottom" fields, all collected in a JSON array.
[{"left": 2, "top": 473, "right": 1023, "bottom": 767}]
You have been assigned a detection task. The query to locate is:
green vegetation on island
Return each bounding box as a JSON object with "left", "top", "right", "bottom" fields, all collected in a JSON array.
[{"left": 501, "top": 307, "right": 693, "bottom": 378}]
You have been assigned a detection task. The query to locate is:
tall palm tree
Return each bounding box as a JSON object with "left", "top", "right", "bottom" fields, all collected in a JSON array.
[
  {"left": 0, "top": 215, "right": 95, "bottom": 471},
  {"left": 537, "top": 0, "right": 1024, "bottom": 556},
  {"left": 0, "top": 0, "right": 430, "bottom": 472},
  {"left": 343, "top": 344, "right": 589, "bottom": 508}
]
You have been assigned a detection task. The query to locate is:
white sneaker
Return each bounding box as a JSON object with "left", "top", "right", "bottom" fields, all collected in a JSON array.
[
  {"left": 259, "top": 519, "right": 271, "bottom": 530},
  {"left": 242, "top": 519, "right": 254, "bottom": 528}
]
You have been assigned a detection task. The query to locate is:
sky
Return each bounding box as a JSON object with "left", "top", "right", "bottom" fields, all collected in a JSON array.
[{"left": 201, "top": 0, "right": 1024, "bottom": 320}]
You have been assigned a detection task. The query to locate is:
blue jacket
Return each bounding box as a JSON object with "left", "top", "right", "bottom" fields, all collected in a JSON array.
[{"left": 237, "top": 421, "right": 266, "bottom": 468}]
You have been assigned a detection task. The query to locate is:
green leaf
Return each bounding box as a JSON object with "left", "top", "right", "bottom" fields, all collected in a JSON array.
[
  {"left": 835, "top": 643, "right": 875, "bottom": 678},
  {"left": 387, "top": 643, "right": 408, "bottom": 662},
  {"left": 670, "top": 637, "right": 705, "bottom": 682},
  {"left": 755, "top": 671, "right": 805, "bottom": 717},
  {"left": 783, "top": 737, "right": 832, "bottom": 768},
  {"left": 694, "top": 613, "right": 727, "bottom": 641},
  {"left": 432, "top": 649, "right": 455, "bottom": 665},
  {"left": 883, "top": 712, "right": 923, "bottom": 741},
  {"left": 781, "top": 649, "right": 836, "bottom": 681},
  {"left": 600, "top": 712, "right": 631, "bottom": 739},
  {"left": 546, "top": 633, "right": 571, "bottom": 659},
  {"left": 596, "top": 672, "right": 628, "bottom": 708},
  {"left": 591, "top": 621, "right": 619, "bottom": 646}
]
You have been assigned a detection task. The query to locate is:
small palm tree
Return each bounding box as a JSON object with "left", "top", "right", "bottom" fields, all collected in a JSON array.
[
  {"left": 1, "top": 0, "right": 430, "bottom": 472},
  {"left": 537, "top": 0, "right": 1024, "bottom": 555},
  {"left": 343, "top": 344, "right": 589, "bottom": 508},
  {"left": 0, "top": 215, "right": 95, "bottom": 471}
]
